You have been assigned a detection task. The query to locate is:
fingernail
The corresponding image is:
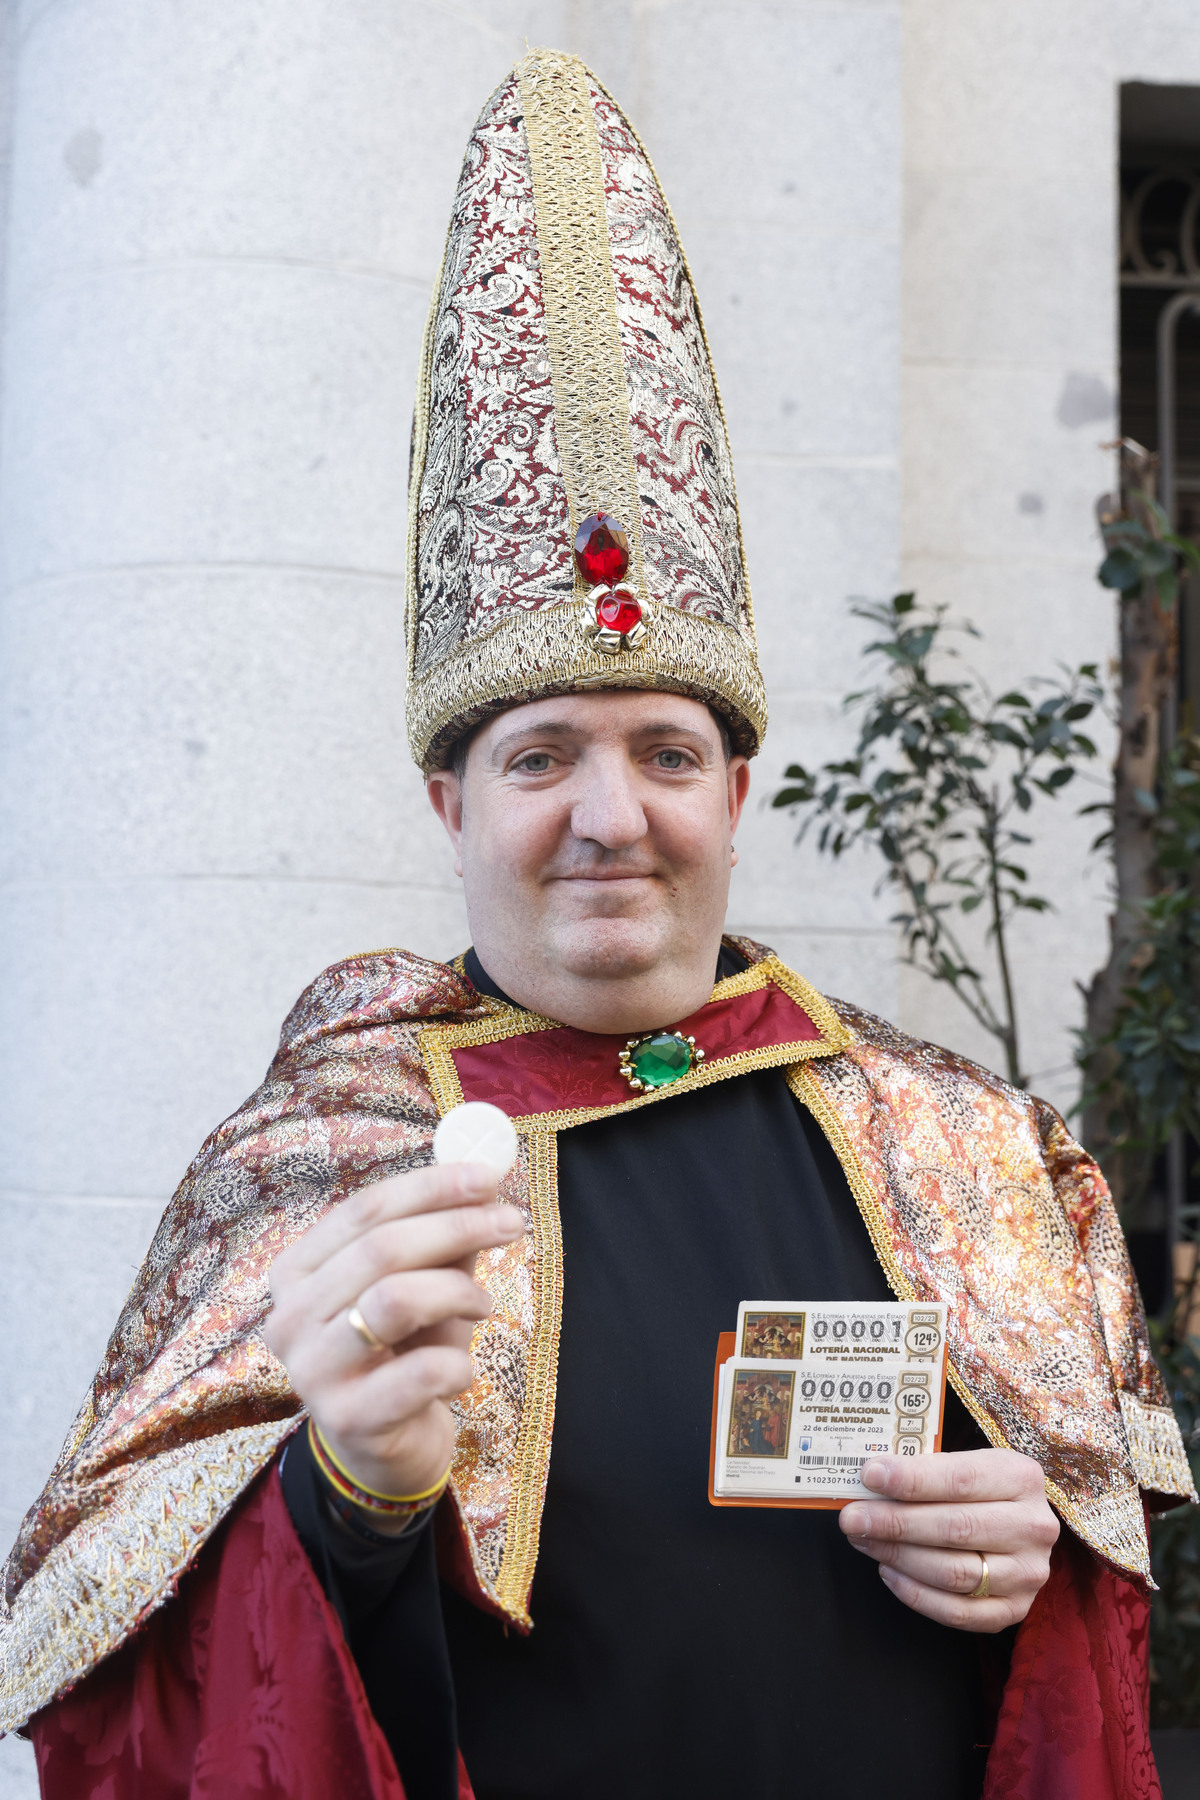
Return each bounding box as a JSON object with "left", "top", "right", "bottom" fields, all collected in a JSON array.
[
  {"left": 459, "top": 1163, "right": 497, "bottom": 1198},
  {"left": 860, "top": 1459, "right": 887, "bottom": 1491},
  {"left": 879, "top": 1565, "right": 898, "bottom": 1587},
  {"left": 492, "top": 1205, "right": 525, "bottom": 1237}
]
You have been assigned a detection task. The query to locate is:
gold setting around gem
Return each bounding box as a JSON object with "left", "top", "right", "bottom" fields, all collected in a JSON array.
[
  {"left": 618, "top": 1030, "right": 704, "bottom": 1092},
  {"left": 582, "top": 584, "right": 651, "bottom": 656}
]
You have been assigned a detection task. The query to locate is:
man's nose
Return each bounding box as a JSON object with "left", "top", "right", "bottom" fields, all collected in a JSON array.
[{"left": 569, "top": 759, "right": 648, "bottom": 849}]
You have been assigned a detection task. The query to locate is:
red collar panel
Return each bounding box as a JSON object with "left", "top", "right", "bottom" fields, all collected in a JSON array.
[{"left": 418, "top": 957, "right": 852, "bottom": 1129}]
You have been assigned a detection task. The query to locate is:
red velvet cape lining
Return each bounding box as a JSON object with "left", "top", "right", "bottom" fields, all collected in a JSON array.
[{"left": 27, "top": 1468, "right": 1161, "bottom": 1799}]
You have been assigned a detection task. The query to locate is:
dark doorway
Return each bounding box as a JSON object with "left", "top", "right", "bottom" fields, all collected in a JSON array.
[
  {"left": 1120, "top": 83, "right": 1200, "bottom": 712},
  {"left": 1117, "top": 87, "right": 1200, "bottom": 1293}
]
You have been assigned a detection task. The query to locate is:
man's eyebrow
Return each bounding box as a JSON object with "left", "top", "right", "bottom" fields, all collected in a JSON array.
[
  {"left": 634, "top": 723, "right": 712, "bottom": 742},
  {"left": 488, "top": 721, "right": 580, "bottom": 757},
  {"left": 488, "top": 719, "right": 717, "bottom": 758}
]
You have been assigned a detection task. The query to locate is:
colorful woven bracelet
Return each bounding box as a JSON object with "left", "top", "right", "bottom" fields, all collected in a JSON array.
[{"left": 307, "top": 1420, "right": 451, "bottom": 1520}]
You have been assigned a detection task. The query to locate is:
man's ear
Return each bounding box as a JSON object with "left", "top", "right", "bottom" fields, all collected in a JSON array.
[
  {"left": 426, "top": 770, "right": 465, "bottom": 878},
  {"left": 726, "top": 755, "right": 751, "bottom": 847}
]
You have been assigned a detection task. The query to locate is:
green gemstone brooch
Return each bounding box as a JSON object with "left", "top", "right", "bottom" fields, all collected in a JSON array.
[{"left": 619, "top": 1030, "right": 704, "bottom": 1092}]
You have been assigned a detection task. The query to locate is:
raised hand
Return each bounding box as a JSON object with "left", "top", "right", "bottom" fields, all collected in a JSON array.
[{"left": 264, "top": 1163, "right": 525, "bottom": 1529}]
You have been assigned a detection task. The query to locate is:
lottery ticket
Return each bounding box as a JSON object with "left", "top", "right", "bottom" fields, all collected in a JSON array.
[
  {"left": 736, "top": 1300, "right": 946, "bottom": 1366},
  {"left": 714, "top": 1359, "right": 945, "bottom": 1498},
  {"left": 714, "top": 1299, "right": 948, "bottom": 1502}
]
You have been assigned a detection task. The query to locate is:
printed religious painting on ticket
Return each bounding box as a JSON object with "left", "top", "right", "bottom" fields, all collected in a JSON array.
[
  {"left": 739, "top": 1310, "right": 806, "bottom": 1360},
  {"left": 726, "top": 1369, "right": 794, "bottom": 1460}
]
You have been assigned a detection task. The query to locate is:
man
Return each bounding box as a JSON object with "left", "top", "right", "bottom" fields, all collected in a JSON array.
[{"left": 2, "top": 47, "right": 1193, "bottom": 1800}]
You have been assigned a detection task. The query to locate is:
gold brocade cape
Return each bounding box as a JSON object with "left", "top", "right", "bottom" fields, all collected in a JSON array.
[{"left": 0, "top": 939, "right": 1193, "bottom": 1731}]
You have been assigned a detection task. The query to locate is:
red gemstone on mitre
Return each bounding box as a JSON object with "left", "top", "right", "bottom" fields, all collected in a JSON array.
[
  {"left": 574, "top": 512, "right": 630, "bottom": 586},
  {"left": 596, "top": 588, "right": 642, "bottom": 635}
]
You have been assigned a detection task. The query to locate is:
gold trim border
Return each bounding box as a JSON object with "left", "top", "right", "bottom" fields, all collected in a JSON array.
[
  {"left": 493, "top": 1130, "right": 564, "bottom": 1623},
  {"left": 1118, "top": 1391, "right": 1197, "bottom": 1502},
  {"left": 407, "top": 594, "right": 768, "bottom": 771},
  {"left": 418, "top": 955, "right": 850, "bottom": 1131},
  {"left": 0, "top": 1420, "right": 297, "bottom": 1734},
  {"left": 404, "top": 236, "right": 449, "bottom": 692},
  {"left": 790, "top": 1061, "right": 1154, "bottom": 1581}
]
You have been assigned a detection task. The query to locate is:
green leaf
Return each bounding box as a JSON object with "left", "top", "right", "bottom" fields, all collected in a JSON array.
[
  {"left": 1098, "top": 548, "right": 1144, "bottom": 591},
  {"left": 901, "top": 628, "right": 936, "bottom": 660},
  {"left": 1142, "top": 540, "right": 1174, "bottom": 576}
]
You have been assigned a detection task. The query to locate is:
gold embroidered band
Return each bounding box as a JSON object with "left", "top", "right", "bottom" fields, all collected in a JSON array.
[
  {"left": 407, "top": 591, "right": 770, "bottom": 773},
  {"left": 490, "top": 1129, "right": 564, "bottom": 1623},
  {"left": 516, "top": 48, "right": 648, "bottom": 606}
]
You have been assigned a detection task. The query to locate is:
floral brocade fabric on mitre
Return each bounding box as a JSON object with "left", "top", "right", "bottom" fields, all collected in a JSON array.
[
  {"left": 414, "top": 74, "right": 572, "bottom": 676},
  {"left": 595, "top": 83, "right": 747, "bottom": 630},
  {"left": 412, "top": 68, "right": 748, "bottom": 680}
]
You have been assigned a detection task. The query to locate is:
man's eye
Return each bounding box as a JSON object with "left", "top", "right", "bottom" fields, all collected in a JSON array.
[
  {"left": 655, "top": 750, "right": 687, "bottom": 769},
  {"left": 516, "top": 753, "right": 553, "bottom": 773}
]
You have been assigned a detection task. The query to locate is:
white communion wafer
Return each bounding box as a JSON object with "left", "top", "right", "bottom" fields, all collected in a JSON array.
[{"left": 432, "top": 1100, "right": 519, "bottom": 1176}]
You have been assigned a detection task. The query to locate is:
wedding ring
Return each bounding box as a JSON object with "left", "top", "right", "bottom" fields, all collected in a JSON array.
[
  {"left": 969, "top": 1553, "right": 990, "bottom": 1599},
  {"left": 346, "top": 1303, "right": 388, "bottom": 1353}
]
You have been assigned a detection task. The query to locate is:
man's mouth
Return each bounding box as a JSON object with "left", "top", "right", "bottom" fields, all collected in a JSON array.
[{"left": 552, "top": 870, "right": 658, "bottom": 884}]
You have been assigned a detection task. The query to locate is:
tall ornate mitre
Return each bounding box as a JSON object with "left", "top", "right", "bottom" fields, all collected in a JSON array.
[{"left": 406, "top": 47, "right": 767, "bottom": 770}]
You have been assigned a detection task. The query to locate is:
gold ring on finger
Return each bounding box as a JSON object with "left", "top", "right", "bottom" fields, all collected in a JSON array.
[
  {"left": 968, "top": 1552, "right": 990, "bottom": 1599},
  {"left": 346, "top": 1303, "right": 388, "bottom": 1353}
]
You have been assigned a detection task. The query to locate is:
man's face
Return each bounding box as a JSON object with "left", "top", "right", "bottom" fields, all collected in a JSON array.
[{"left": 426, "top": 690, "right": 750, "bottom": 1030}]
